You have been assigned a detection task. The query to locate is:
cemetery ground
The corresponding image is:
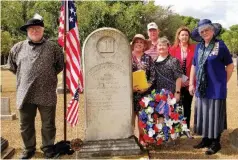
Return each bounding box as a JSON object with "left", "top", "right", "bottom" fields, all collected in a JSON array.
[{"left": 1, "top": 69, "right": 238, "bottom": 159}]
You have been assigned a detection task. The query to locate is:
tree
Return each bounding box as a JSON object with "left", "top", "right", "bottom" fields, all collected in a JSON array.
[
  {"left": 31, "top": 1, "right": 61, "bottom": 39},
  {"left": 180, "top": 16, "right": 199, "bottom": 31},
  {"left": 1, "top": 31, "right": 13, "bottom": 56},
  {"left": 1, "top": 1, "right": 202, "bottom": 56},
  {"left": 221, "top": 25, "right": 238, "bottom": 56},
  {"left": 1, "top": 31, "right": 13, "bottom": 64}
]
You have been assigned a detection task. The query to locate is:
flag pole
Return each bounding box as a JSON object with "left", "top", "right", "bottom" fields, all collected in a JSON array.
[{"left": 63, "top": 0, "right": 67, "bottom": 141}]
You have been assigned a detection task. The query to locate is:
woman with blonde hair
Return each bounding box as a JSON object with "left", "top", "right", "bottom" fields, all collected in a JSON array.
[{"left": 170, "top": 26, "right": 196, "bottom": 129}]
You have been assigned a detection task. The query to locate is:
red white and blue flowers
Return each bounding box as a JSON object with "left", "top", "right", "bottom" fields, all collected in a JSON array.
[{"left": 138, "top": 89, "right": 190, "bottom": 146}]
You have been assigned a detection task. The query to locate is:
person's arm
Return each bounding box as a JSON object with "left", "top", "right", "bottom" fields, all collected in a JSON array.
[
  {"left": 173, "top": 58, "right": 182, "bottom": 102},
  {"left": 175, "top": 77, "right": 182, "bottom": 102},
  {"left": 6, "top": 42, "right": 22, "bottom": 74},
  {"left": 226, "top": 63, "right": 234, "bottom": 82},
  {"left": 219, "top": 41, "right": 234, "bottom": 83},
  {"left": 137, "top": 56, "right": 155, "bottom": 93},
  {"left": 147, "top": 56, "right": 155, "bottom": 88},
  {"left": 54, "top": 44, "right": 64, "bottom": 74},
  {"left": 189, "top": 65, "right": 196, "bottom": 95},
  {"left": 7, "top": 52, "right": 17, "bottom": 74}
]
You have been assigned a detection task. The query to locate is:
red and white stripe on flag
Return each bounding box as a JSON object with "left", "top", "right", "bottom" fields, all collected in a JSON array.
[{"left": 58, "top": 0, "right": 83, "bottom": 126}]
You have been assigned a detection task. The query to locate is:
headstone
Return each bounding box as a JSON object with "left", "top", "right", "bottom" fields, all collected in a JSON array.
[
  {"left": 1, "top": 97, "right": 16, "bottom": 120},
  {"left": 1, "top": 137, "right": 15, "bottom": 159},
  {"left": 57, "top": 74, "right": 70, "bottom": 94},
  {"left": 229, "top": 128, "right": 238, "bottom": 150},
  {"left": 77, "top": 28, "right": 142, "bottom": 158}
]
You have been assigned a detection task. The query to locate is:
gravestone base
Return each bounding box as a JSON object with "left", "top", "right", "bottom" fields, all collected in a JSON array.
[
  {"left": 1, "top": 147, "right": 15, "bottom": 159},
  {"left": 1, "top": 113, "right": 16, "bottom": 120},
  {"left": 77, "top": 137, "right": 143, "bottom": 158},
  {"left": 1, "top": 137, "right": 15, "bottom": 159},
  {"left": 229, "top": 128, "right": 238, "bottom": 150}
]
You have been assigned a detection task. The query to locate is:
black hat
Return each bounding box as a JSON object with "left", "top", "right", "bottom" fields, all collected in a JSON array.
[
  {"left": 191, "top": 19, "right": 222, "bottom": 42},
  {"left": 20, "top": 14, "right": 44, "bottom": 32}
]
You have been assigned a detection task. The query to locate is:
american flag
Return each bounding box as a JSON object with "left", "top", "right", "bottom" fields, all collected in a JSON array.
[{"left": 58, "top": 0, "right": 83, "bottom": 126}]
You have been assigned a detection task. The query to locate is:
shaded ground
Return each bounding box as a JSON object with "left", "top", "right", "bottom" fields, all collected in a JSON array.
[{"left": 1, "top": 68, "right": 238, "bottom": 159}]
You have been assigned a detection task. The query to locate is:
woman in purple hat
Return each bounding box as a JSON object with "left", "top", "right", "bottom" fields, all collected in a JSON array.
[{"left": 189, "top": 19, "right": 234, "bottom": 155}]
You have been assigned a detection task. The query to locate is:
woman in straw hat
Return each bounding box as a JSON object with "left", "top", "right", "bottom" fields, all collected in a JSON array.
[
  {"left": 189, "top": 19, "right": 234, "bottom": 155},
  {"left": 131, "top": 34, "right": 155, "bottom": 146}
]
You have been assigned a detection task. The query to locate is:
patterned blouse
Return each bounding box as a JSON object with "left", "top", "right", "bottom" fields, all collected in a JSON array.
[
  {"left": 7, "top": 38, "right": 64, "bottom": 109},
  {"left": 132, "top": 53, "right": 155, "bottom": 112},
  {"left": 154, "top": 55, "right": 182, "bottom": 93}
]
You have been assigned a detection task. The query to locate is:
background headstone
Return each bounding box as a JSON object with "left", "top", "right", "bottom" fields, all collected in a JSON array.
[
  {"left": 78, "top": 27, "right": 142, "bottom": 158},
  {"left": 56, "top": 74, "right": 70, "bottom": 94},
  {"left": 1, "top": 97, "right": 16, "bottom": 120}
]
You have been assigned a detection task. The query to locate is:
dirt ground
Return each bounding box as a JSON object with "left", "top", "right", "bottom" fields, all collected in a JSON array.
[{"left": 1, "top": 68, "right": 238, "bottom": 159}]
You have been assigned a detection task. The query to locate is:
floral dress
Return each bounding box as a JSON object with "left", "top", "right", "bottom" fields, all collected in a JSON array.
[{"left": 132, "top": 53, "right": 155, "bottom": 112}]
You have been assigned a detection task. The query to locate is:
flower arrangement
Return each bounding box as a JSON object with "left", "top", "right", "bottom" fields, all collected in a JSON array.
[{"left": 138, "top": 89, "right": 190, "bottom": 146}]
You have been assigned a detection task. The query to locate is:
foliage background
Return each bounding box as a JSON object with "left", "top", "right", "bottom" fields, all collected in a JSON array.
[{"left": 1, "top": 1, "right": 238, "bottom": 58}]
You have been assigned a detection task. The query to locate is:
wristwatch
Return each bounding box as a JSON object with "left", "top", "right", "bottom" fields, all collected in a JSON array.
[{"left": 176, "top": 91, "right": 180, "bottom": 94}]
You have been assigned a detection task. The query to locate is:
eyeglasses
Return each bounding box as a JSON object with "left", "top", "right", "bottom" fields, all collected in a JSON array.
[
  {"left": 27, "top": 26, "right": 42, "bottom": 32},
  {"left": 199, "top": 28, "right": 211, "bottom": 34}
]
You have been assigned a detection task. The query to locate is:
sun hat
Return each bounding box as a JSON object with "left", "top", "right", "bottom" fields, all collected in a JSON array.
[
  {"left": 191, "top": 19, "right": 222, "bottom": 42},
  {"left": 20, "top": 13, "right": 44, "bottom": 32},
  {"left": 131, "top": 34, "right": 151, "bottom": 51},
  {"left": 147, "top": 22, "right": 158, "bottom": 30}
]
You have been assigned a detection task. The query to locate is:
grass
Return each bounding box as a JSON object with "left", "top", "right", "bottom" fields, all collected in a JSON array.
[{"left": 1, "top": 68, "right": 238, "bottom": 159}]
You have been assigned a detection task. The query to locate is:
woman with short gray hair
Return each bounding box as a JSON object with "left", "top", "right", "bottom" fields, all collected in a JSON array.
[
  {"left": 154, "top": 37, "right": 183, "bottom": 102},
  {"left": 190, "top": 19, "right": 234, "bottom": 155}
]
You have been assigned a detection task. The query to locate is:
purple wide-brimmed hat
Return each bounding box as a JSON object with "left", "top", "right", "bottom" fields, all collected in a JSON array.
[{"left": 191, "top": 19, "right": 222, "bottom": 42}]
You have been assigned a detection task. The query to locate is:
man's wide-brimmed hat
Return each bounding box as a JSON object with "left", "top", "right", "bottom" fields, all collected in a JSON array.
[
  {"left": 20, "top": 13, "right": 44, "bottom": 32},
  {"left": 191, "top": 19, "right": 222, "bottom": 42},
  {"left": 131, "top": 34, "right": 151, "bottom": 51}
]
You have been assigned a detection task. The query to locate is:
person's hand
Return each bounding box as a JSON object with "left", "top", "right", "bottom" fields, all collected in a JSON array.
[
  {"left": 189, "top": 84, "right": 195, "bottom": 96},
  {"left": 182, "top": 80, "right": 189, "bottom": 87},
  {"left": 175, "top": 92, "right": 180, "bottom": 102},
  {"left": 133, "top": 85, "right": 140, "bottom": 92},
  {"left": 133, "top": 83, "right": 151, "bottom": 93},
  {"left": 137, "top": 87, "right": 149, "bottom": 94}
]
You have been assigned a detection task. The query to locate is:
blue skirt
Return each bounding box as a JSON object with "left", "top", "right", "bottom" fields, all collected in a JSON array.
[{"left": 193, "top": 98, "right": 227, "bottom": 139}]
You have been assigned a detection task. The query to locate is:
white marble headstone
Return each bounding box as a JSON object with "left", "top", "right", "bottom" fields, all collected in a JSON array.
[{"left": 83, "top": 28, "right": 133, "bottom": 140}]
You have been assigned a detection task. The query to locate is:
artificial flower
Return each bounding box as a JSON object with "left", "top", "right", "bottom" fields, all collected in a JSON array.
[
  {"left": 148, "top": 128, "right": 155, "bottom": 137},
  {"left": 139, "top": 120, "right": 146, "bottom": 128},
  {"left": 156, "top": 138, "right": 163, "bottom": 145},
  {"left": 138, "top": 88, "right": 190, "bottom": 146},
  {"left": 156, "top": 123, "right": 163, "bottom": 130},
  {"left": 145, "top": 107, "right": 154, "bottom": 115},
  {"left": 170, "top": 112, "right": 179, "bottom": 121},
  {"left": 143, "top": 134, "right": 154, "bottom": 143},
  {"left": 142, "top": 97, "right": 151, "bottom": 107}
]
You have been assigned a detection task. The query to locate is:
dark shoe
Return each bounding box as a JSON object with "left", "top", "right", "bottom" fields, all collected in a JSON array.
[
  {"left": 193, "top": 138, "right": 211, "bottom": 149},
  {"left": 44, "top": 147, "right": 56, "bottom": 159},
  {"left": 205, "top": 142, "right": 221, "bottom": 155},
  {"left": 19, "top": 150, "right": 35, "bottom": 159}
]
